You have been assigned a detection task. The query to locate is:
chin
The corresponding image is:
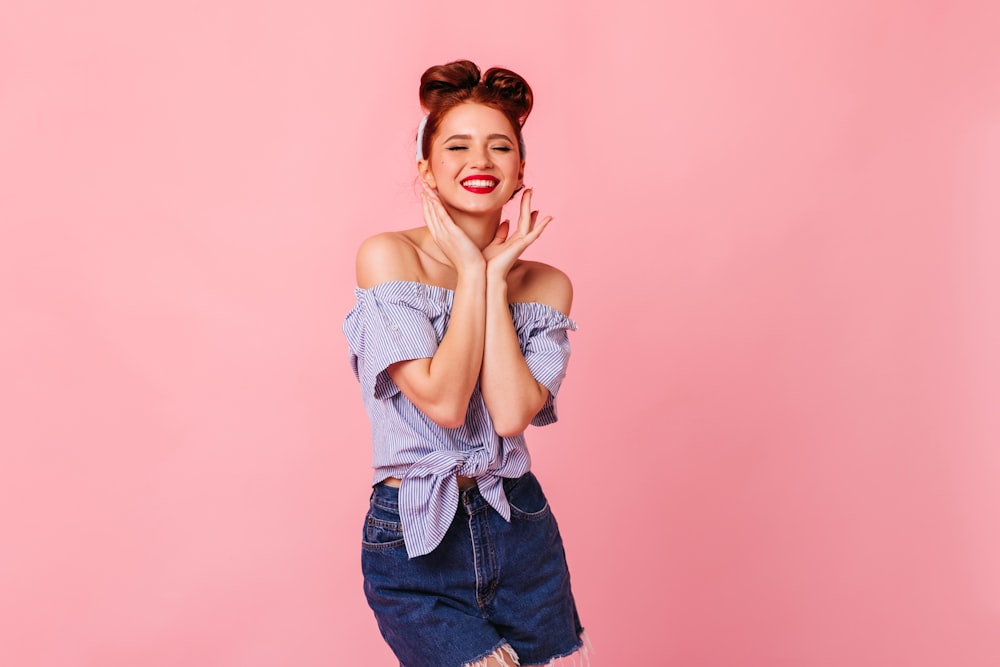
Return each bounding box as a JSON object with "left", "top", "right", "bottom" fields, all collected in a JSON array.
[{"left": 447, "top": 197, "right": 503, "bottom": 214}]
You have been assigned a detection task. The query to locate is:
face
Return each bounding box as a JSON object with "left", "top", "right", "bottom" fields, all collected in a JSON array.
[{"left": 418, "top": 103, "right": 524, "bottom": 216}]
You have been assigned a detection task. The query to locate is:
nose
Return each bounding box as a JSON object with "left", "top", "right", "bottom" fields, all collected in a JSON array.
[{"left": 470, "top": 143, "right": 493, "bottom": 168}]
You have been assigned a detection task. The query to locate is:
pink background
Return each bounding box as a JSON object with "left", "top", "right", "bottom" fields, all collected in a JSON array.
[{"left": 3, "top": 1, "right": 999, "bottom": 665}]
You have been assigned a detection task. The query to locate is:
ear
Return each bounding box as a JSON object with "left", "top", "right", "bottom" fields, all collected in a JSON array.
[
  {"left": 418, "top": 159, "right": 437, "bottom": 190},
  {"left": 517, "top": 160, "right": 525, "bottom": 190}
]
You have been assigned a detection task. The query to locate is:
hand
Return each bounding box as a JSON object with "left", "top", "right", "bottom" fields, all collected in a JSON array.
[
  {"left": 483, "top": 189, "right": 552, "bottom": 278},
  {"left": 421, "top": 183, "right": 486, "bottom": 274}
]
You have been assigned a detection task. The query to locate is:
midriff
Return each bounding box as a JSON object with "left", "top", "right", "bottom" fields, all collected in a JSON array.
[{"left": 382, "top": 475, "right": 478, "bottom": 490}]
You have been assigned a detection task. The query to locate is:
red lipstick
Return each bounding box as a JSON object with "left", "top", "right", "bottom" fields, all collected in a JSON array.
[{"left": 460, "top": 175, "right": 499, "bottom": 194}]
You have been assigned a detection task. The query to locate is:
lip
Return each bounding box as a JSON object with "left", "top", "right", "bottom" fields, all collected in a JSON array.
[{"left": 460, "top": 175, "right": 500, "bottom": 194}]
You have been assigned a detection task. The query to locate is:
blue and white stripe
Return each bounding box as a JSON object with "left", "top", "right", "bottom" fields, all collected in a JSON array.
[{"left": 343, "top": 280, "right": 577, "bottom": 558}]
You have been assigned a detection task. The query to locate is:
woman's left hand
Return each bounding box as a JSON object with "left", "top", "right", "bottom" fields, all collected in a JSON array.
[{"left": 483, "top": 189, "right": 552, "bottom": 278}]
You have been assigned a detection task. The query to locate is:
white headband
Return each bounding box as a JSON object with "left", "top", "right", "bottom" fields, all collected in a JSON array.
[{"left": 416, "top": 114, "right": 526, "bottom": 161}]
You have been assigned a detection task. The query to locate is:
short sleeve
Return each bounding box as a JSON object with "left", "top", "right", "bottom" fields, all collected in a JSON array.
[
  {"left": 344, "top": 283, "right": 442, "bottom": 400},
  {"left": 511, "top": 303, "right": 578, "bottom": 427}
]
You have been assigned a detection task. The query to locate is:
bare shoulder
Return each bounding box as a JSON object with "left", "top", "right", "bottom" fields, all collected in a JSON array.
[
  {"left": 509, "top": 260, "right": 574, "bottom": 316},
  {"left": 355, "top": 230, "right": 422, "bottom": 288}
]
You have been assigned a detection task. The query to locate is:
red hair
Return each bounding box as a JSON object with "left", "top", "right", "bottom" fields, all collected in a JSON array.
[{"left": 418, "top": 60, "right": 533, "bottom": 160}]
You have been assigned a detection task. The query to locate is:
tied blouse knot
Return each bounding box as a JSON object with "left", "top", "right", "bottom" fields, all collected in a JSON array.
[{"left": 343, "top": 280, "right": 577, "bottom": 558}]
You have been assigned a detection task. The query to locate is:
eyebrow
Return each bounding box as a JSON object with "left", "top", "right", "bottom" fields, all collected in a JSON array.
[{"left": 442, "top": 133, "right": 514, "bottom": 143}]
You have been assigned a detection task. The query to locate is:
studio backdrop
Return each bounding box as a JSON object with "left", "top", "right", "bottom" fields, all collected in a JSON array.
[{"left": 2, "top": 1, "right": 999, "bottom": 665}]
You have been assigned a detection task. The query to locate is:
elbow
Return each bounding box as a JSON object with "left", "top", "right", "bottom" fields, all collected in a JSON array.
[
  {"left": 495, "top": 423, "right": 528, "bottom": 438},
  {"left": 399, "top": 383, "right": 470, "bottom": 429},
  {"left": 493, "top": 412, "right": 533, "bottom": 438},
  {"left": 489, "top": 387, "right": 549, "bottom": 438},
  {"left": 437, "top": 415, "right": 467, "bottom": 430},
  {"left": 425, "top": 403, "right": 468, "bottom": 430}
]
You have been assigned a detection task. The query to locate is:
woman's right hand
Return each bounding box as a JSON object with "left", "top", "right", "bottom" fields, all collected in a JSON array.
[{"left": 421, "top": 184, "right": 485, "bottom": 275}]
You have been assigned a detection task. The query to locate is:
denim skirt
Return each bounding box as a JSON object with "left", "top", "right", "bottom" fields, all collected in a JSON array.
[{"left": 361, "top": 471, "right": 585, "bottom": 667}]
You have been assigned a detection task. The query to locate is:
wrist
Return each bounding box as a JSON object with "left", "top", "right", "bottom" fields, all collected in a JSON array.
[
  {"left": 455, "top": 264, "right": 487, "bottom": 289},
  {"left": 486, "top": 260, "right": 512, "bottom": 282},
  {"left": 486, "top": 273, "right": 509, "bottom": 299}
]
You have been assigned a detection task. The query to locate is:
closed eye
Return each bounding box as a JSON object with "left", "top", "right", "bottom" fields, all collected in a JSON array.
[{"left": 446, "top": 146, "right": 468, "bottom": 151}]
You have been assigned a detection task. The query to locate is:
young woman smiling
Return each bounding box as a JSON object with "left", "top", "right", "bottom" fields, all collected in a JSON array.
[{"left": 344, "top": 60, "right": 589, "bottom": 667}]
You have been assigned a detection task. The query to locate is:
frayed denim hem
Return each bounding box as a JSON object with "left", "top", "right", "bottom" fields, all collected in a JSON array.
[
  {"left": 522, "top": 630, "right": 594, "bottom": 667},
  {"left": 463, "top": 641, "right": 520, "bottom": 667}
]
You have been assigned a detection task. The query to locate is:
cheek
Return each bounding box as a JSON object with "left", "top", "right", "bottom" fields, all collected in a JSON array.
[{"left": 432, "top": 156, "right": 453, "bottom": 173}]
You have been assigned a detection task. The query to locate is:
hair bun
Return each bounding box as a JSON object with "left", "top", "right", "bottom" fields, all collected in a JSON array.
[
  {"left": 419, "top": 60, "right": 482, "bottom": 112},
  {"left": 481, "top": 68, "right": 533, "bottom": 124}
]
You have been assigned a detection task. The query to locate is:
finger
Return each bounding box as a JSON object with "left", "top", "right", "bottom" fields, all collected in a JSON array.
[
  {"left": 420, "top": 191, "right": 431, "bottom": 222},
  {"left": 421, "top": 192, "right": 443, "bottom": 237},
  {"left": 492, "top": 220, "right": 510, "bottom": 244},
  {"left": 518, "top": 188, "right": 534, "bottom": 230},
  {"left": 422, "top": 183, "right": 447, "bottom": 216},
  {"left": 432, "top": 207, "right": 460, "bottom": 242},
  {"left": 423, "top": 193, "right": 455, "bottom": 238},
  {"left": 524, "top": 215, "right": 553, "bottom": 244},
  {"left": 513, "top": 210, "right": 538, "bottom": 240},
  {"left": 427, "top": 192, "right": 453, "bottom": 224},
  {"left": 421, "top": 191, "right": 435, "bottom": 221}
]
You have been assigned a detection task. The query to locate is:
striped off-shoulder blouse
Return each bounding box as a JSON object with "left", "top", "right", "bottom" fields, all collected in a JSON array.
[{"left": 343, "top": 280, "right": 577, "bottom": 558}]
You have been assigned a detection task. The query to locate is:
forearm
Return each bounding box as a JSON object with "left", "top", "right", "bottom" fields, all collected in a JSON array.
[
  {"left": 480, "top": 276, "right": 548, "bottom": 437},
  {"left": 431, "top": 271, "right": 488, "bottom": 405},
  {"left": 388, "top": 270, "right": 486, "bottom": 427}
]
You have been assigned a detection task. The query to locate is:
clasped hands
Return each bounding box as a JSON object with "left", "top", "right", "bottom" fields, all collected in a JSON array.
[{"left": 420, "top": 183, "right": 552, "bottom": 280}]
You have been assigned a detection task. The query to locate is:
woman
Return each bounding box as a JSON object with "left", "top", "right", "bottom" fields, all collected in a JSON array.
[{"left": 344, "top": 60, "right": 589, "bottom": 667}]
